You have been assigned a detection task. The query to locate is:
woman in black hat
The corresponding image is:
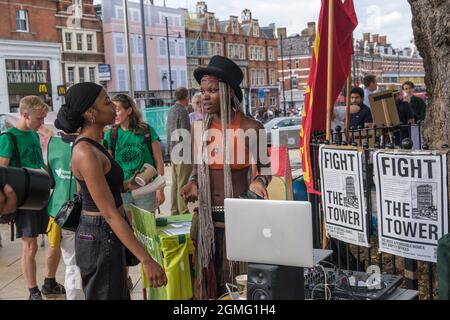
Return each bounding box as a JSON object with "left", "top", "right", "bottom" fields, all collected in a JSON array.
[
  {"left": 180, "top": 56, "right": 272, "bottom": 299},
  {"left": 55, "top": 82, "right": 167, "bottom": 300}
]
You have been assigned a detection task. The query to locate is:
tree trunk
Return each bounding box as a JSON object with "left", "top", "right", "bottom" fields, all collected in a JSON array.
[{"left": 408, "top": 0, "right": 450, "bottom": 149}]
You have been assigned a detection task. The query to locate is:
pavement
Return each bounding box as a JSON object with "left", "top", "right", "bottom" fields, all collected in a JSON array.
[{"left": 0, "top": 149, "right": 302, "bottom": 300}]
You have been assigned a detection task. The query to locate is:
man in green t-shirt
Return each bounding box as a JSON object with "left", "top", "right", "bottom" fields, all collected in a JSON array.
[{"left": 0, "top": 96, "right": 54, "bottom": 300}]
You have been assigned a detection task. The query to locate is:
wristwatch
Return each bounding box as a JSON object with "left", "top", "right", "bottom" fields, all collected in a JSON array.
[{"left": 189, "top": 174, "right": 198, "bottom": 184}]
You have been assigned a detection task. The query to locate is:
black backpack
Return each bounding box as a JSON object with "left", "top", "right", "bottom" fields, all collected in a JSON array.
[{"left": 0, "top": 132, "right": 20, "bottom": 240}]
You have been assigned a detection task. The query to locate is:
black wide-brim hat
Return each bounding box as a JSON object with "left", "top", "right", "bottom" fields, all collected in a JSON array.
[{"left": 194, "top": 55, "right": 243, "bottom": 102}]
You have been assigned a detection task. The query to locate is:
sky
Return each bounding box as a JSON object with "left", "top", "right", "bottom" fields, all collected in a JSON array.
[{"left": 100, "top": 0, "right": 415, "bottom": 49}]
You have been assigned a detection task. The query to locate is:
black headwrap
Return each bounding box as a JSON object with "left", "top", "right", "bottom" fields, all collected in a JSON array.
[{"left": 55, "top": 82, "right": 103, "bottom": 133}]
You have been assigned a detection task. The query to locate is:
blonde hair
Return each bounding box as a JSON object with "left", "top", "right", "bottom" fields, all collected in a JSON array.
[{"left": 19, "top": 96, "right": 49, "bottom": 114}]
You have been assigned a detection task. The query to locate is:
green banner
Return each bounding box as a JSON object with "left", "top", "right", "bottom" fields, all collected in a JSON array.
[
  {"left": 131, "top": 205, "right": 167, "bottom": 300},
  {"left": 131, "top": 206, "right": 194, "bottom": 300}
]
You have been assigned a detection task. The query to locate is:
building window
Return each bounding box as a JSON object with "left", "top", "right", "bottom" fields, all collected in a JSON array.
[
  {"left": 169, "top": 40, "right": 176, "bottom": 56},
  {"left": 65, "top": 33, "right": 72, "bottom": 51},
  {"left": 6, "top": 60, "right": 51, "bottom": 84},
  {"left": 79, "top": 67, "right": 85, "bottom": 83},
  {"left": 73, "top": 0, "right": 82, "bottom": 16},
  {"left": 208, "top": 16, "right": 215, "bottom": 32},
  {"left": 174, "top": 17, "right": 180, "bottom": 26},
  {"left": 76, "top": 34, "right": 83, "bottom": 51},
  {"left": 130, "top": 36, "right": 136, "bottom": 55},
  {"left": 161, "top": 70, "right": 169, "bottom": 90},
  {"left": 268, "top": 47, "right": 274, "bottom": 61},
  {"left": 269, "top": 69, "right": 276, "bottom": 85},
  {"left": 270, "top": 96, "right": 276, "bottom": 107},
  {"left": 89, "top": 67, "right": 95, "bottom": 82},
  {"left": 16, "top": 10, "right": 28, "bottom": 32},
  {"left": 160, "top": 39, "right": 167, "bottom": 56},
  {"left": 130, "top": 9, "right": 140, "bottom": 22},
  {"left": 118, "top": 68, "right": 127, "bottom": 91},
  {"left": 239, "top": 45, "right": 245, "bottom": 60},
  {"left": 179, "top": 41, "right": 185, "bottom": 56},
  {"left": 140, "top": 69, "right": 145, "bottom": 91},
  {"left": 253, "top": 24, "right": 259, "bottom": 37},
  {"left": 258, "top": 70, "right": 265, "bottom": 86},
  {"left": 137, "top": 35, "right": 143, "bottom": 54},
  {"left": 161, "top": 15, "right": 173, "bottom": 26},
  {"left": 231, "top": 20, "right": 239, "bottom": 35},
  {"left": 180, "top": 70, "right": 187, "bottom": 88},
  {"left": 291, "top": 76, "right": 298, "bottom": 88},
  {"left": 67, "top": 67, "right": 75, "bottom": 86},
  {"left": 216, "top": 43, "right": 222, "bottom": 55},
  {"left": 171, "top": 70, "right": 177, "bottom": 88},
  {"left": 86, "top": 34, "right": 93, "bottom": 51},
  {"left": 115, "top": 35, "right": 124, "bottom": 54},
  {"left": 115, "top": 6, "right": 124, "bottom": 19}
]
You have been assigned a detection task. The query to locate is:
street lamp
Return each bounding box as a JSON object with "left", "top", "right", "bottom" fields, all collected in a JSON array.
[
  {"left": 289, "top": 46, "right": 294, "bottom": 111},
  {"left": 279, "top": 34, "right": 287, "bottom": 116},
  {"left": 165, "top": 16, "right": 174, "bottom": 101}
]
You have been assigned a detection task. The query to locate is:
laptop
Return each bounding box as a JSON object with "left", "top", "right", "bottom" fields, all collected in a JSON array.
[{"left": 224, "top": 199, "right": 332, "bottom": 268}]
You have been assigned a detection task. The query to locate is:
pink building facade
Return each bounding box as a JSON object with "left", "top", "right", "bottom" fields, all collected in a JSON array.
[{"left": 100, "top": 0, "right": 187, "bottom": 105}]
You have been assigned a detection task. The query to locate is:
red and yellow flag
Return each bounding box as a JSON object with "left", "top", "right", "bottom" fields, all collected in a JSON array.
[{"left": 300, "top": 0, "right": 358, "bottom": 194}]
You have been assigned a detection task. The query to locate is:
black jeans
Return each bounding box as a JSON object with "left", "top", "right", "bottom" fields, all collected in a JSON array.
[{"left": 75, "top": 215, "right": 130, "bottom": 300}]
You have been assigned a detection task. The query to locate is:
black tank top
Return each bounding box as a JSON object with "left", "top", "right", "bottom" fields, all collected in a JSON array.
[{"left": 73, "top": 137, "right": 124, "bottom": 212}]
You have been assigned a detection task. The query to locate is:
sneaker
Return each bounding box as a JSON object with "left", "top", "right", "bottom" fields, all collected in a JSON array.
[
  {"left": 41, "top": 282, "right": 66, "bottom": 298},
  {"left": 127, "top": 276, "right": 134, "bottom": 291},
  {"left": 29, "top": 291, "right": 43, "bottom": 300}
]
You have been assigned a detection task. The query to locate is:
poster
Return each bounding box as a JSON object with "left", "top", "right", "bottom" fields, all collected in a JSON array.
[
  {"left": 374, "top": 150, "right": 448, "bottom": 262},
  {"left": 319, "top": 145, "right": 369, "bottom": 247}
]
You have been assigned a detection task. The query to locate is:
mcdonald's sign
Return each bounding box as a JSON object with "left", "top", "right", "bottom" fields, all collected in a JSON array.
[
  {"left": 38, "top": 83, "right": 48, "bottom": 94},
  {"left": 57, "top": 85, "right": 67, "bottom": 96}
]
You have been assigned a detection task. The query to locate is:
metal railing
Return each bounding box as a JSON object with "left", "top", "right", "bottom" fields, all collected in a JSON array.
[{"left": 309, "top": 122, "right": 443, "bottom": 299}]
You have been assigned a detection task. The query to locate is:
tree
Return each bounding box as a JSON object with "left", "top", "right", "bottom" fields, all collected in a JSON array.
[{"left": 408, "top": 0, "right": 450, "bottom": 149}]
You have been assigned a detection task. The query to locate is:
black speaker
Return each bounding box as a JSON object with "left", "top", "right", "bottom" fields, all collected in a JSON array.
[{"left": 247, "top": 264, "right": 304, "bottom": 300}]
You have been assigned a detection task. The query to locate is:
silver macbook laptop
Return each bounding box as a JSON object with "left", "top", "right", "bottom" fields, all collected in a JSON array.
[{"left": 224, "top": 199, "right": 332, "bottom": 268}]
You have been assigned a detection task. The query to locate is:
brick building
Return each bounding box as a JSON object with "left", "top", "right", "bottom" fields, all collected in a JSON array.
[
  {"left": 353, "top": 33, "right": 425, "bottom": 89},
  {"left": 186, "top": 2, "right": 279, "bottom": 116},
  {"left": 0, "top": 0, "right": 63, "bottom": 113},
  {"left": 56, "top": 0, "right": 105, "bottom": 88}
]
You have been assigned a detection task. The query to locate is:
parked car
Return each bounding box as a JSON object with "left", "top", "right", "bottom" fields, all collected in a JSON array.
[{"left": 264, "top": 116, "right": 301, "bottom": 148}]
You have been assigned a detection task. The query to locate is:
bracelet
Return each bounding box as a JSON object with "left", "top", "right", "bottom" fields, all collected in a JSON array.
[{"left": 189, "top": 174, "right": 198, "bottom": 183}]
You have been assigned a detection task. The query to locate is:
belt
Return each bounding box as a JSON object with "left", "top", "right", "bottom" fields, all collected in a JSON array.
[
  {"left": 211, "top": 206, "right": 225, "bottom": 225},
  {"left": 211, "top": 206, "right": 224, "bottom": 213},
  {"left": 81, "top": 206, "right": 126, "bottom": 218}
]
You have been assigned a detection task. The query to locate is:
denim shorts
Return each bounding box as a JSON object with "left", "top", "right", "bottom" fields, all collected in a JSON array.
[
  {"left": 121, "top": 191, "right": 156, "bottom": 213},
  {"left": 15, "top": 209, "right": 49, "bottom": 239},
  {"left": 75, "top": 215, "right": 130, "bottom": 300}
]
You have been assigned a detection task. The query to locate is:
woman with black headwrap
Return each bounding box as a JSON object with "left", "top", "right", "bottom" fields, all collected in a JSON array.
[{"left": 55, "top": 82, "right": 167, "bottom": 300}]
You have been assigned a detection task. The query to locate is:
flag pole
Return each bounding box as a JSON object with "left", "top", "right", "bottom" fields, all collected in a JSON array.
[
  {"left": 323, "top": 0, "right": 335, "bottom": 250},
  {"left": 345, "top": 75, "right": 351, "bottom": 142},
  {"left": 325, "top": 0, "right": 334, "bottom": 142}
]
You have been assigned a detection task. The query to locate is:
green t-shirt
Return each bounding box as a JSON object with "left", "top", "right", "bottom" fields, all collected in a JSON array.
[
  {"left": 103, "top": 126, "right": 160, "bottom": 180},
  {"left": 0, "top": 127, "right": 44, "bottom": 169}
]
